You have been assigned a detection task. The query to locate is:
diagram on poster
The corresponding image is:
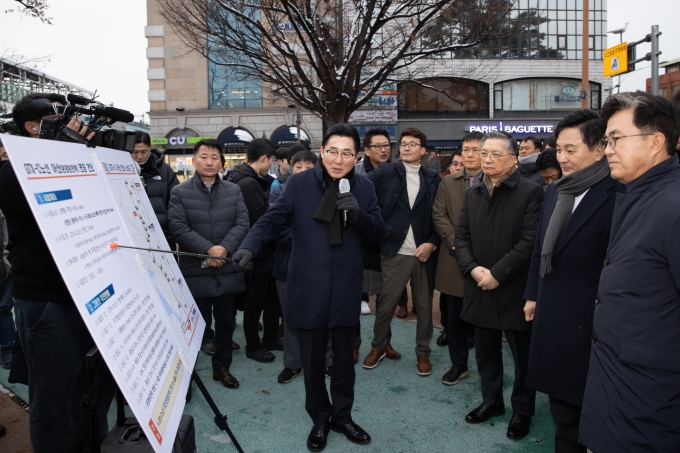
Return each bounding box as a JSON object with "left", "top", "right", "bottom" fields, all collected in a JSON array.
[{"left": 1, "top": 135, "right": 205, "bottom": 453}]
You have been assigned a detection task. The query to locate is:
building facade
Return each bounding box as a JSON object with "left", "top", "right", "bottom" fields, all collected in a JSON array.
[
  {"left": 646, "top": 58, "right": 680, "bottom": 99},
  {"left": 145, "top": 0, "right": 609, "bottom": 177}
]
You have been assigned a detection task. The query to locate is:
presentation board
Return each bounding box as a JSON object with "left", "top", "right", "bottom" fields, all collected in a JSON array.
[{"left": 1, "top": 134, "right": 205, "bottom": 453}]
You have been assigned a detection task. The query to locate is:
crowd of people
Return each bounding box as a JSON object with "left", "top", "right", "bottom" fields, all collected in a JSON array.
[{"left": 0, "top": 89, "right": 679, "bottom": 453}]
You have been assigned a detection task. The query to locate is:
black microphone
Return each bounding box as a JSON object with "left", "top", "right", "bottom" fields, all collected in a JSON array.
[
  {"left": 94, "top": 105, "right": 135, "bottom": 123},
  {"left": 339, "top": 178, "right": 350, "bottom": 229}
]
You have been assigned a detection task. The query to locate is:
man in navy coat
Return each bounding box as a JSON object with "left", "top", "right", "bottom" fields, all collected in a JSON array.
[
  {"left": 579, "top": 92, "right": 680, "bottom": 452},
  {"left": 523, "top": 110, "right": 618, "bottom": 453},
  {"left": 232, "top": 124, "right": 385, "bottom": 452}
]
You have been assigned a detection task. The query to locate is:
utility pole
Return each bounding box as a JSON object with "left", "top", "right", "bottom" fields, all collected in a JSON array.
[
  {"left": 581, "top": 0, "right": 589, "bottom": 109},
  {"left": 651, "top": 25, "right": 661, "bottom": 95},
  {"left": 296, "top": 106, "right": 301, "bottom": 144}
]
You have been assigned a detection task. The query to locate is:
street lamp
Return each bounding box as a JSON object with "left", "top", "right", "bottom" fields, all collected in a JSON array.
[{"left": 609, "top": 23, "right": 628, "bottom": 94}]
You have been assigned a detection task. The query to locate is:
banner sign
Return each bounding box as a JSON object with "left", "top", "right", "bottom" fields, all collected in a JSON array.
[{"left": 1, "top": 135, "right": 205, "bottom": 453}]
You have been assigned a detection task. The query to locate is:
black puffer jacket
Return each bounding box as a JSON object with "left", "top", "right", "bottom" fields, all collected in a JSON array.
[
  {"left": 139, "top": 149, "right": 179, "bottom": 246},
  {"left": 168, "top": 174, "right": 250, "bottom": 298},
  {"left": 227, "top": 163, "right": 274, "bottom": 274}
]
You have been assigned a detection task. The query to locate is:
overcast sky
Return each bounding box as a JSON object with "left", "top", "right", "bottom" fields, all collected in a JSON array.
[{"left": 0, "top": 0, "right": 677, "bottom": 120}]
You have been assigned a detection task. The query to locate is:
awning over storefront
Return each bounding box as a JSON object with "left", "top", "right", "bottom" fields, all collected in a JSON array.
[
  {"left": 218, "top": 127, "right": 255, "bottom": 147},
  {"left": 270, "top": 126, "right": 310, "bottom": 147}
]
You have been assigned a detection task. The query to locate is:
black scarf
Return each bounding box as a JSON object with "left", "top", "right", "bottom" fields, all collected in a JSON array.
[
  {"left": 313, "top": 164, "right": 355, "bottom": 246},
  {"left": 363, "top": 157, "right": 375, "bottom": 173}
]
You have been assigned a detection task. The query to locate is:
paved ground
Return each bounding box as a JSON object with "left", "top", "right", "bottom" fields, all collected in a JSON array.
[
  {"left": 0, "top": 292, "right": 554, "bottom": 453},
  {"left": 0, "top": 295, "right": 555, "bottom": 452}
]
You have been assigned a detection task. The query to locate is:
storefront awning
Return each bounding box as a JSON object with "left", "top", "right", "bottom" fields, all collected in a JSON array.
[
  {"left": 218, "top": 127, "right": 255, "bottom": 147},
  {"left": 270, "top": 126, "right": 310, "bottom": 147}
]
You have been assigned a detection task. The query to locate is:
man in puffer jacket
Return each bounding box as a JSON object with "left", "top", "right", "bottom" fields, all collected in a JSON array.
[
  {"left": 169, "top": 139, "right": 250, "bottom": 389},
  {"left": 132, "top": 132, "right": 180, "bottom": 248}
]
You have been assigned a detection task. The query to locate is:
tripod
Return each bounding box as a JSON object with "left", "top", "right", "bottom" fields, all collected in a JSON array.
[{"left": 69, "top": 347, "right": 244, "bottom": 453}]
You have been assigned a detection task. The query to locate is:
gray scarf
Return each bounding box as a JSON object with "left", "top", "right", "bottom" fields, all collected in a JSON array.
[{"left": 539, "top": 158, "right": 609, "bottom": 277}]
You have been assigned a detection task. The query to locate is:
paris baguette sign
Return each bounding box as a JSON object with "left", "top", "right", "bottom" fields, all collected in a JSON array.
[{"left": 466, "top": 122, "right": 555, "bottom": 135}]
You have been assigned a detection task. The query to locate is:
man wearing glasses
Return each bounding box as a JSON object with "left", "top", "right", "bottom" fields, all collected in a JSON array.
[
  {"left": 461, "top": 131, "right": 485, "bottom": 187},
  {"left": 231, "top": 124, "right": 384, "bottom": 452},
  {"left": 455, "top": 131, "right": 544, "bottom": 440},
  {"left": 362, "top": 128, "right": 441, "bottom": 377},
  {"left": 523, "top": 110, "right": 618, "bottom": 452},
  {"left": 578, "top": 93, "right": 680, "bottom": 452}
]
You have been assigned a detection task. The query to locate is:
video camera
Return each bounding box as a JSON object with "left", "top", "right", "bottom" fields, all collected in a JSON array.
[{"left": 31, "top": 94, "right": 137, "bottom": 151}]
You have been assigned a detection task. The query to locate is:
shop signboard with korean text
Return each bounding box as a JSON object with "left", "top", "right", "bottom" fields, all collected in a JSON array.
[{"left": 1, "top": 135, "right": 205, "bottom": 453}]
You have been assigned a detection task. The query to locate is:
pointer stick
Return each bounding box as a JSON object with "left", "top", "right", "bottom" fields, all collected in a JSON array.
[{"left": 109, "top": 243, "right": 233, "bottom": 261}]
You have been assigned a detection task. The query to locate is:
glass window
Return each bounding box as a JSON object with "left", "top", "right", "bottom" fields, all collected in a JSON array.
[
  {"left": 558, "top": 35, "right": 567, "bottom": 49},
  {"left": 500, "top": 79, "right": 601, "bottom": 111},
  {"left": 567, "top": 0, "right": 576, "bottom": 9},
  {"left": 494, "top": 90, "right": 504, "bottom": 110},
  {"left": 567, "top": 21, "right": 576, "bottom": 34},
  {"left": 397, "top": 78, "right": 489, "bottom": 118},
  {"left": 558, "top": 0, "right": 566, "bottom": 8},
  {"left": 568, "top": 36, "right": 576, "bottom": 50}
]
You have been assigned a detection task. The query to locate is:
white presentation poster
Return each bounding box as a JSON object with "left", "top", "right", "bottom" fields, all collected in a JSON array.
[{"left": 1, "top": 134, "right": 205, "bottom": 453}]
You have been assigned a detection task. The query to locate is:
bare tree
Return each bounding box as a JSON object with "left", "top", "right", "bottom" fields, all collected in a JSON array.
[
  {"left": 4, "top": 0, "right": 52, "bottom": 24},
  {"left": 157, "top": 0, "right": 534, "bottom": 127}
]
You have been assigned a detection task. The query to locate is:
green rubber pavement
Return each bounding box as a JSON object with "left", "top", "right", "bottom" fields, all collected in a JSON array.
[{"left": 0, "top": 313, "right": 555, "bottom": 452}]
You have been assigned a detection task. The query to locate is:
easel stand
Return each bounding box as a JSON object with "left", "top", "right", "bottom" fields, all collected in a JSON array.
[{"left": 69, "top": 347, "right": 244, "bottom": 453}]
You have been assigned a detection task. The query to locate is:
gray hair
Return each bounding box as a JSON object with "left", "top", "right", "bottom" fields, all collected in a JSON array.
[{"left": 481, "top": 131, "right": 518, "bottom": 156}]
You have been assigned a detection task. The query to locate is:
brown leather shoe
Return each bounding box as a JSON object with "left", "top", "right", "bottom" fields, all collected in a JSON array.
[
  {"left": 416, "top": 355, "right": 432, "bottom": 376},
  {"left": 385, "top": 343, "right": 401, "bottom": 359},
  {"left": 396, "top": 305, "right": 408, "bottom": 318},
  {"left": 353, "top": 348, "right": 359, "bottom": 364},
  {"left": 362, "top": 348, "right": 386, "bottom": 369},
  {"left": 213, "top": 367, "right": 239, "bottom": 388}
]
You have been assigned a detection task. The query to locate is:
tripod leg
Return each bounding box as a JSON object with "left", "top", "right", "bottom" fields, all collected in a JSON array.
[{"left": 191, "top": 371, "right": 244, "bottom": 453}]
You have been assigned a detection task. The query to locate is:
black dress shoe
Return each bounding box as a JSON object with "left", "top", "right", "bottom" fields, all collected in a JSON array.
[
  {"left": 506, "top": 413, "right": 532, "bottom": 440},
  {"left": 436, "top": 332, "right": 448, "bottom": 346},
  {"left": 245, "top": 346, "right": 275, "bottom": 362},
  {"left": 441, "top": 365, "right": 468, "bottom": 386},
  {"left": 307, "top": 422, "right": 330, "bottom": 452},
  {"left": 262, "top": 338, "right": 284, "bottom": 351},
  {"left": 200, "top": 342, "right": 216, "bottom": 356},
  {"left": 465, "top": 402, "right": 506, "bottom": 424},
  {"left": 330, "top": 420, "right": 371, "bottom": 445}
]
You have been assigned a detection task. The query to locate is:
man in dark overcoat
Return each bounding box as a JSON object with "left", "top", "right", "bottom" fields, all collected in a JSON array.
[
  {"left": 168, "top": 139, "right": 250, "bottom": 388},
  {"left": 432, "top": 163, "right": 468, "bottom": 385},
  {"left": 578, "top": 93, "right": 680, "bottom": 452},
  {"left": 454, "top": 131, "right": 544, "bottom": 440},
  {"left": 232, "top": 124, "right": 384, "bottom": 452},
  {"left": 523, "top": 110, "right": 618, "bottom": 453}
]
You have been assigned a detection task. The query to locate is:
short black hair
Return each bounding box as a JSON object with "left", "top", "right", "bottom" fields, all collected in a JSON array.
[
  {"left": 193, "top": 138, "right": 223, "bottom": 154},
  {"left": 601, "top": 91, "right": 679, "bottom": 156},
  {"left": 554, "top": 109, "right": 606, "bottom": 152},
  {"left": 363, "top": 128, "right": 390, "bottom": 147},
  {"left": 291, "top": 150, "right": 318, "bottom": 166},
  {"left": 219, "top": 153, "right": 225, "bottom": 167},
  {"left": 451, "top": 149, "right": 462, "bottom": 158},
  {"left": 275, "top": 146, "right": 290, "bottom": 161},
  {"left": 536, "top": 148, "right": 562, "bottom": 175},
  {"left": 462, "top": 131, "right": 484, "bottom": 143},
  {"left": 12, "top": 92, "right": 67, "bottom": 137},
  {"left": 520, "top": 136, "right": 542, "bottom": 149},
  {"left": 286, "top": 144, "right": 308, "bottom": 163},
  {"left": 246, "top": 138, "right": 276, "bottom": 163},
  {"left": 544, "top": 135, "right": 557, "bottom": 149},
  {"left": 134, "top": 131, "right": 151, "bottom": 147},
  {"left": 399, "top": 127, "right": 427, "bottom": 148},
  {"left": 322, "top": 123, "right": 360, "bottom": 154}
]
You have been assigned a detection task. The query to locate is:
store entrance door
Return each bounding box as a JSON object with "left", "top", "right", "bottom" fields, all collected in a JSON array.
[{"left": 164, "top": 148, "right": 195, "bottom": 182}]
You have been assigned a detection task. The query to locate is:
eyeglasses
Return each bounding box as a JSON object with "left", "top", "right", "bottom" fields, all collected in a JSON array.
[
  {"left": 367, "top": 144, "right": 391, "bottom": 150},
  {"left": 399, "top": 142, "right": 422, "bottom": 150},
  {"left": 462, "top": 149, "right": 481, "bottom": 155},
  {"left": 600, "top": 134, "right": 652, "bottom": 149},
  {"left": 324, "top": 147, "right": 356, "bottom": 161},
  {"left": 480, "top": 152, "right": 514, "bottom": 160}
]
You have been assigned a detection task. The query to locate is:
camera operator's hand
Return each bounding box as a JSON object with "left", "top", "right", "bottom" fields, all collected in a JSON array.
[
  {"left": 232, "top": 249, "right": 254, "bottom": 271},
  {"left": 60, "top": 116, "right": 95, "bottom": 143}
]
